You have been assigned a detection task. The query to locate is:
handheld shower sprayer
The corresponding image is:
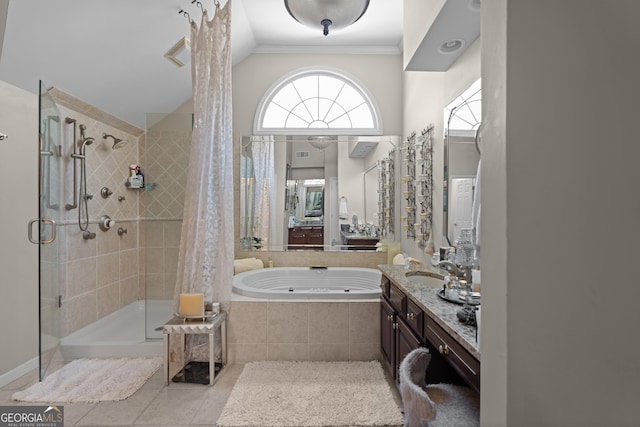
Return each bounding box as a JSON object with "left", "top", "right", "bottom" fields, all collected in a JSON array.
[
  {"left": 74, "top": 124, "right": 93, "bottom": 232},
  {"left": 102, "top": 133, "right": 129, "bottom": 149}
]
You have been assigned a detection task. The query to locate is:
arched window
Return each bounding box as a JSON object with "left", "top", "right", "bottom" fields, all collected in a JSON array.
[{"left": 254, "top": 67, "right": 382, "bottom": 135}]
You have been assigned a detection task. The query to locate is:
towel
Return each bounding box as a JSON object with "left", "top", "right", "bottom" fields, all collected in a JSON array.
[
  {"left": 392, "top": 253, "right": 421, "bottom": 265},
  {"left": 339, "top": 196, "right": 348, "bottom": 219},
  {"left": 234, "top": 258, "right": 264, "bottom": 274},
  {"left": 471, "top": 160, "right": 481, "bottom": 259}
]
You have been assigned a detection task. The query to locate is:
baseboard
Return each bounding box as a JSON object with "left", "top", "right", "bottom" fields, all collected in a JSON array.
[{"left": 0, "top": 357, "right": 38, "bottom": 388}]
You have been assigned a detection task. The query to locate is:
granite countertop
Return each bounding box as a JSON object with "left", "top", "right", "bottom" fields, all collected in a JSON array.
[
  {"left": 340, "top": 230, "right": 379, "bottom": 240},
  {"left": 378, "top": 264, "right": 480, "bottom": 361}
]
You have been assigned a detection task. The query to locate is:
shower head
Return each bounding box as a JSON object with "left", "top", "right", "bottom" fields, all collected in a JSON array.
[
  {"left": 79, "top": 137, "right": 95, "bottom": 154},
  {"left": 102, "top": 133, "right": 129, "bottom": 150}
]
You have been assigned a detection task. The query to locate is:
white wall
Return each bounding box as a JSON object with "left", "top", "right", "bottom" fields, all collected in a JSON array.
[
  {"left": 0, "top": 80, "right": 39, "bottom": 379},
  {"left": 232, "top": 53, "right": 403, "bottom": 138},
  {"left": 482, "top": 1, "right": 640, "bottom": 425},
  {"left": 402, "top": 39, "right": 481, "bottom": 262}
]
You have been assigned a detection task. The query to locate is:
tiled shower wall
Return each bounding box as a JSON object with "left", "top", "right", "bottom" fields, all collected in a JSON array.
[
  {"left": 52, "top": 88, "right": 144, "bottom": 336},
  {"left": 141, "top": 117, "right": 192, "bottom": 301},
  {"left": 51, "top": 91, "right": 192, "bottom": 336}
]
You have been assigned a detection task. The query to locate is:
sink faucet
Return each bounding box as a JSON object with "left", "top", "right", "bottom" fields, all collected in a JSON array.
[{"left": 437, "top": 260, "right": 472, "bottom": 284}]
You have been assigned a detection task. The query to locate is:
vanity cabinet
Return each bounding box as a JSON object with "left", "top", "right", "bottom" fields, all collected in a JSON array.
[
  {"left": 424, "top": 316, "right": 480, "bottom": 392},
  {"left": 287, "top": 226, "right": 323, "bottom": 250},
  {"left": 380, "top": 271, "right": 480, "bottom": 393},
  {"left": 380, "top": 278, "right": 424, "bottom": 381}
]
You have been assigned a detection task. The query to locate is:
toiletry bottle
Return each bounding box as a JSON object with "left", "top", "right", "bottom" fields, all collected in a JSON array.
[{"left": 137, "top": 166, "right": 144, "bottom": 186}]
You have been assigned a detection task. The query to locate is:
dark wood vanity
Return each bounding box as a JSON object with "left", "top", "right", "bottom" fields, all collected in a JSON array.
[
  {"left": 379, "top": 265, "right": 480, "bottom": 393},
  {"left": 287, "top": 226, "right": 324, "bottom": 250}
]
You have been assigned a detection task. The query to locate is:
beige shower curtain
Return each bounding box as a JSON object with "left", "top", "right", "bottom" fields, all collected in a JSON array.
[{"left": 174, "top": 1, "right": 233, "bottom": 317}]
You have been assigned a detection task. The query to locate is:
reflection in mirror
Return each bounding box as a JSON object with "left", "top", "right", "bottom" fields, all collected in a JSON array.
[
  {"left": 240, "top": 135, "right": 399, "bottom": 251},
  {"left": 443, "top": 79, "right": 481, "bottom": 258}
]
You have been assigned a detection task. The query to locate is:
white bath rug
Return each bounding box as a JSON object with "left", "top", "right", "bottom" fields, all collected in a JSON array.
[
  {"left": 216, "top": 360, "right": 403, "bottom": 427},
  {"left": 12, "top": 357, "right": 162, "bottom": 403}
]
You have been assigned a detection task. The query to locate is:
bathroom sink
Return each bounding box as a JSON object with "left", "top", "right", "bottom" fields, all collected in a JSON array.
[{"left": 405, "top": 271, "right": 444, "bottom": 288}]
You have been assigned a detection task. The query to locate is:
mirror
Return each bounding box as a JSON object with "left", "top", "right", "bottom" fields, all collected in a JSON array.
[
  {"left": 240, "top": 135, "right": 399, "bottom": 251},
  {"left": 305, "top": 186, "right": 324, "bottom": 217},
  {"left": 443, "top": 79, "right": 481, "bottom": 248}
]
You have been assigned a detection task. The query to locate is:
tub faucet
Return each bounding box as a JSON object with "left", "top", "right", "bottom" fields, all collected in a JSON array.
[{"left": 437, "top": 260, "right": 472, "bottom": 284}]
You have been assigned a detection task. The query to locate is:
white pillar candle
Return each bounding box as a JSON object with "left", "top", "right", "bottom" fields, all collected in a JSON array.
[{"left": 179, "top": 293, "right": 204, "bottom": 317}]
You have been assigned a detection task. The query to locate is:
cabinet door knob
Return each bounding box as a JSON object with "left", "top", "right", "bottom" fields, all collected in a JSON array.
[
  {"left": 393, "top": 322, "right": 398, "bottom": 330},
  {"left": 438, "top": 344, "right": 450, "bottom": 355},
  {"left": 407, "top": 312, "right": 415, "bottom": 320},
  {"left": 387, "top": 314, "right": 393, "bottom": 321}
]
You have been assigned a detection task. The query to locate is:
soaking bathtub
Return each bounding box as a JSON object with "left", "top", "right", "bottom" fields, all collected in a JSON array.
[
  {"left": 232, "top": 267, "right": 382, "bottom": 300},
  {"left": 229, "top": 267, "right": 383, "bottom": 363}
]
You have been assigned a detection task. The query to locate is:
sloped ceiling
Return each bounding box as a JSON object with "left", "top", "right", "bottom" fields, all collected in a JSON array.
[{"left": 0, "top": 0, "right": 403, "bottom": 129}]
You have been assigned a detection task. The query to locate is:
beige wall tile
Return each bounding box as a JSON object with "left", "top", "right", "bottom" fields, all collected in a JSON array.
[
  {"left": 67, "top": 292, "right": 97, "bottom": 333},
  {"left": 164, "top": 247, "right": 179, "bottom": 275},
  {"left": 267, "top": 302, "right": 308, "bottom": 344},
  {"left": 349, "top": 301, "right": 380, "bottom": 344},
  {"left": 97, "top": 282, "right": 119, "bottom": 318},
  {"left": 145, "top": 274, "right": 165, "bottom": 300},
  {"left": 67, "top": 256, "right": 96, "bottom": 297},
  {"left": 97, "top": 229, "right": 119, "bottom": 255},
  {"left": 228, "top": 343, "right": 268, "bottom": 364},
  {"left": 66, "top": 228, "right": 97, "bottom": 261},
  {"left": 227, "top": 302, "right": 267, "bottom": 344},
  {"left": 309, "top": 302, "right": 349, "bottom": 344},
  {"left": 144, "top": 221, "right": 164, "bottom": 247},
  {"left": 350, "top": 343, "right": 382, "bottom": 362},
  {"left": 119, "top": 248, "right": 138, "bottom": 279},
  {"left": 165, "top": 221, "right": 182, "bottom": 247},
  {"left": 119, "top": 222, "right": 137, "bottom": 251},
  {"left": 164, "top": 274, "right": 177, "bottom": 299},
  {"left": 97, "top": 252, "right": 119, "bottom": 287},
  {"left": 309, "top": 343, "right": 349, "bottom": 361},
  {"left": 268, "top": 344, "right": 309, "bottom": 361},
  {"left": 120, "top": 275, "right": 139, "bottom": 306},
  {"left": 145, "top": 248, "right": 164, "bottom": 274}
]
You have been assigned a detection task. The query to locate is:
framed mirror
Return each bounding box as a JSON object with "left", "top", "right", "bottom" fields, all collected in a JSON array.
[
  {"left": 240, "top": 135, "right": 399, "bottom": 251},
  {"left": 443, "top": 79, "right": 481, "bottom": 248}
]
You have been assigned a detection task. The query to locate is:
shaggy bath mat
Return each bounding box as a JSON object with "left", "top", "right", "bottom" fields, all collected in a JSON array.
[
  {"left": 12, "top": 357, "right": 162, "bottom": 403},
  {"left": 216, "top": 360, "right": 403, "bottom": 427}
]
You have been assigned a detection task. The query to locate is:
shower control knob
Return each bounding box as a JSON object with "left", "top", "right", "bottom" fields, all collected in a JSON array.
[
  {"left": 101, "top": 187, "right": 113, "bottom": 198},
  {"left": 99, "top": 215, "right": 115, "bottom": 232}
]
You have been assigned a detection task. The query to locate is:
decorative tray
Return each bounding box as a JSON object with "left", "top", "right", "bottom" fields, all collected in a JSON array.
[
  {"left": 173, "top": 311, "right": 217, "bottom": 320},
  {"left": 437, "top": 289, "right": 480, "bottom": 306}
]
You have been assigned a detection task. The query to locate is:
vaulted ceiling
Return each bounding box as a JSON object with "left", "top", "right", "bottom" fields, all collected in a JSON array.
[{"left": 0, "top": 0, "right": 403, "bottom": 129}]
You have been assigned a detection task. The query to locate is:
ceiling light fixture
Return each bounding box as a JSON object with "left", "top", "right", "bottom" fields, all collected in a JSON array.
[
  {"left": 284, "top": 0, "right": 370, "bottom": 36},
  {"left": 307, "top": 136, "right": 336, "bottom": 150},
  {"left": 438, "top": 39, "right": 465, "bottom": 54}
]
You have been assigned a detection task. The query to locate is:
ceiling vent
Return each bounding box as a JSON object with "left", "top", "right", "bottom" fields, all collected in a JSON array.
[
  {"left": 295, "top": 151, "right": 310, "bottom": 158},
  {"left": 348, "top": 140, "right": 378, "bottom": 158}
]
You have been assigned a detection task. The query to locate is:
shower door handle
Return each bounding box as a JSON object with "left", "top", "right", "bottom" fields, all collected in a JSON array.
[{"left": 28, "top": 218, "right": 56, "bottom": 244}]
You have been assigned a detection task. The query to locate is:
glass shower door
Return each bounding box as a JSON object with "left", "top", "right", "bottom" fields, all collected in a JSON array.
[
  {"left": 143, "top": 112, "right": 193, "bottom": 339},
  {"left": 37, "top": 81, "right": 64, "bottom": 380}
]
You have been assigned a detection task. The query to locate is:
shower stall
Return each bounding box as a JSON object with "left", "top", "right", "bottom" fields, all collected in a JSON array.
[{"left": 36, "top": 84, "right": 193, "bottom": 377}]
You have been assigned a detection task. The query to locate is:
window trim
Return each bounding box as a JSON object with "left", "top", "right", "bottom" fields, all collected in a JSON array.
[{"left": 253, "top": 66, "right": 383, "bottom": 136}]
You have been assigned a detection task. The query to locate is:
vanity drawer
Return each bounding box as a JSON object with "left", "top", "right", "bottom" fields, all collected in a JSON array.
[
  {"left": 388, "top": 284, "right": 406, "bottom": 314},
  {"left": 405, "top": 298, "right": 424, "bottom": 337},
  {"left": 424, "top": 317, "right": 480, "bottom": 393}
]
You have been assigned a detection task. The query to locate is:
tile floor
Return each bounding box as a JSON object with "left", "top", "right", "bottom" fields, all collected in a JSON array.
[{"left": 0, "top": 363, "right": 402, "bottom": 426}]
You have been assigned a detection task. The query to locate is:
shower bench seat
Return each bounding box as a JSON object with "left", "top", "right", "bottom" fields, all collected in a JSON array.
[{"left": 162, "top": 311, "right": 227, "bottom": 385}]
